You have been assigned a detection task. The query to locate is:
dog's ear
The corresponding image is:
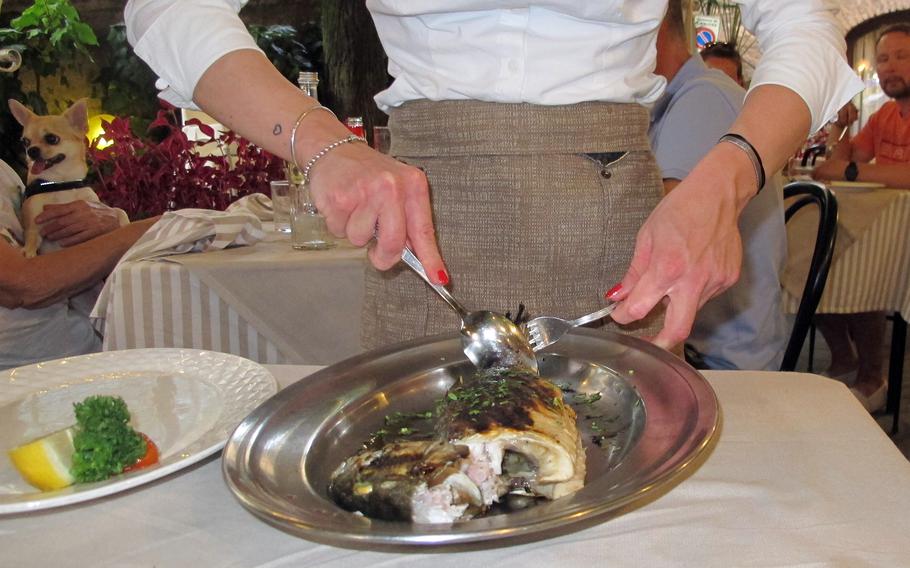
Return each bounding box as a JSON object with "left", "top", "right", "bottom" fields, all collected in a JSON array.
[
  {"left": 8, "top": 99, "right": 34, "bottom": 128},
  {"left": 63, "top": 98, "right": 89, "bottom": 135}
]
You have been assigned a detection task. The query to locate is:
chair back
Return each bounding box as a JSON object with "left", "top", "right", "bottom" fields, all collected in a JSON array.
[{"left": 779, "top": 181, "right": 838, "bottom": 371}]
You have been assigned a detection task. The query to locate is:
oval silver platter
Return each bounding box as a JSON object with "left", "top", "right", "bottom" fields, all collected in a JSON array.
[{"left": 222, "top": 328, "right": 719, "bottom": 551}]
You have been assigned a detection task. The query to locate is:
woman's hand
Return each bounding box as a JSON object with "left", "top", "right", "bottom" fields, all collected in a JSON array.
[
  {"left": 308, "top": 140, "right": 448, "bottom": 283},
  {"left": 608, "top": 143, "right": 750, "bottom": 349},
  {"left": 834, "top": 102, "right": 858, "bottom": 129},
  {"left": 36, "top": 201, "right": 123, "bottom": 247},
  {"left": 193, "top": 51, "right": 448, "bottom": 284}
]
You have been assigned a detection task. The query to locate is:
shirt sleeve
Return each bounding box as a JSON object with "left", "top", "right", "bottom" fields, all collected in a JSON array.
[
  {"left": 0, "top": 160, "right": 24, "bottom": 246},
  {"left": 124, "top": 0, "right": 263, "bottom": 109},
  {"left": 653, "top": 82, "right": 741, "bottom": 181},
  {"left": 739, "top": 0, "right": 864, "bottom": 133}
]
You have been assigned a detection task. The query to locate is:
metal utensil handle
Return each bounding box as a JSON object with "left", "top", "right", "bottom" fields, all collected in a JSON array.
[
  {"left": 571, "top": 303, "right": 617, "bottom": 328},
  {"left": 400, "top": 247, "right": 467, "bottom": 317}
]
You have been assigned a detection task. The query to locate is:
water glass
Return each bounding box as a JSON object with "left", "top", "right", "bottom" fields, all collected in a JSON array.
[
  {"left": 269, "top": 180, "right": 291, "bottom": 233},
  {"left": 290, "top": 181, "right": 335, "bottom": 250},
  {"left": 372, "top": 126, "right": 392, "bottom": 154}
]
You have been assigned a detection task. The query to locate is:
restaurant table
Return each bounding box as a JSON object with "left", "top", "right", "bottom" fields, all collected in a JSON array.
[
  {"left": 783, "top": 187, "right": 910, "bottom": 319},
  {"left": 782, "top": 186, "right": 910, "bottom": 431},
  {"left": 4, "top": 365, "right": 910, "bottom": 567},
  {"left": 97, "top": 231, "right": 368, "bottom": 366}
]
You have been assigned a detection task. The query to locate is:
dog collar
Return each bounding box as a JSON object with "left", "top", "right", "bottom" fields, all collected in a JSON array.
[{"left": 23, "top": 178, "right": 88, "bottom": 200}]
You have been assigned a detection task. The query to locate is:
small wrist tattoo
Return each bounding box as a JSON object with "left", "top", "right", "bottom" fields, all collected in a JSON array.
[{"left": 273, "top": 124, "right": 282, "bottom": 135}]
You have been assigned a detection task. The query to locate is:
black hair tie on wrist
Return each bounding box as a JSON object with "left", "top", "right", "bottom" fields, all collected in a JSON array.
[{"left": 718, "top": 133, "right": 766, "bottom": 194}]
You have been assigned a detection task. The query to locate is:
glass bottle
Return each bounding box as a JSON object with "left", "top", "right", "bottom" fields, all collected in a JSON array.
[
  {"left": 344, "top": 117, "right": 365, "bottom": 139},
  {"left": 298, "top": 71, "right": 320, "bottom": 100},
  {"left": 287, "top": 71, "right": 321, "bottom": 184},
  {"left": 288, "top": 71, "right": 335, "bottom": 250}
]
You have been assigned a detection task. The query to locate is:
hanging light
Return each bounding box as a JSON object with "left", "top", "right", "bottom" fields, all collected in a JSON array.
[{"left": 87, "top": 114, "right": 116, "bottom": 149}]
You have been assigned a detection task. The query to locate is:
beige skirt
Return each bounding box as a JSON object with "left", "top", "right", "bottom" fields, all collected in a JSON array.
[{"left": 361, "top": 100, "right": 664, "bottom": 350}]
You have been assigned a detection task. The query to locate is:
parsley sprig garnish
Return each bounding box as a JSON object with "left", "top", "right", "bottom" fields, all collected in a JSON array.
[{"left": 70, "top": 396, "right": 145, "bottom": 483}]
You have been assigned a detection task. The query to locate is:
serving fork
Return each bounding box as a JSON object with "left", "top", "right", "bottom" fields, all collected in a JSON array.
[{"left": 523, "top": 303, "right": 617, "bottom": 352}]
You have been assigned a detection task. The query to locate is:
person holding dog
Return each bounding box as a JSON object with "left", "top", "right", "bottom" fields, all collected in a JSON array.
[
  {"left": 0, "top": 162, "right": 157, "bottom": 370},
  {"left": 125, "top": 0, "right": 861, "bottom": 353}
]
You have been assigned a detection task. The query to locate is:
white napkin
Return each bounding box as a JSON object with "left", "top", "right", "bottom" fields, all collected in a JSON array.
[
  {"left": 90, "top": 207, "right": 265, "bottom": 321},
  {"left": 227, "top": 192, "right": 273, "bottom": 221}
]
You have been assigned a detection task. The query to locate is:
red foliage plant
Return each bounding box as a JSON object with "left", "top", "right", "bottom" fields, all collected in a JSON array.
[{"left": 88, "top": 105, "right": 285, "bottom": 220}]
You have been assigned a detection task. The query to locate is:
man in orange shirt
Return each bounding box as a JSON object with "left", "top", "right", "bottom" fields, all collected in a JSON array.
[
  {"left": 814, "top": 24, "right": 910, "bottom": 187},
  {"left": 811, "top": 24, "right": 910, "bottom": 412}
]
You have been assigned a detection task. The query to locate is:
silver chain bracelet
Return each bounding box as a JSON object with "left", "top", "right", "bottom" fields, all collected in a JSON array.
[{"left": 301, "top": 135, "right": 366, "bottom": 185}]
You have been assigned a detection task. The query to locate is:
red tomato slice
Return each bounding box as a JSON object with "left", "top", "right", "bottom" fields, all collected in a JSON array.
[{"left": 123, "top": 433, "right": 159, "bottom": 473}]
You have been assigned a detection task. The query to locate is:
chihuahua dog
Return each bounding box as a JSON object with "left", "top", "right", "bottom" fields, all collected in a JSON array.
[{"left": 8, "top": 98, "right": 128, "bottom": 257}]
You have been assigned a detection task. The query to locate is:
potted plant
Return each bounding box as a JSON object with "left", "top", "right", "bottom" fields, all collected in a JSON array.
[
  {"left": 0, "top": 0, "right": 98, "bottom": 174},
  {"left": 88, "top": 106, "right": 285, "bottom": 220}
]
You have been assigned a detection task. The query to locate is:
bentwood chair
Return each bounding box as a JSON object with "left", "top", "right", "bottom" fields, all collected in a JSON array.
[
  {"left": 779, "top": 181, "right": 838, "bottom": 372},
  {"left": 684, "top": 181, "right": 838, "bottom": 373}
]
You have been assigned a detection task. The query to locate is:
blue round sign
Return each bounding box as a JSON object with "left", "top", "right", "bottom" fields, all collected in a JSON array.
[{"left": 695, "top": 27, "right": 716, "bottom": 49}]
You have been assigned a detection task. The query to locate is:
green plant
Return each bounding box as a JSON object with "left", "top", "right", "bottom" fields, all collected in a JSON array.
[
  {"left": 248, "top": 24, "right": 319, "bottom": 85},
  {"left": 0, "top": 0, "right": 98, "bottom": 113},
  {"left": 94, "top": 23, "right": 160, "bottom": 134},
  {"left": 0, "top": 0, "right": 98, "bottom": 175}
]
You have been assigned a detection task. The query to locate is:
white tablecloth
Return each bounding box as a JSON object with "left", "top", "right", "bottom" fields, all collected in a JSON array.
[
  {"left": 783, "top": 188, "right": 910, "bottom": 316},
  {"left": 3, "top": 367, "right": 909, "bottom": 567},
  {"left": 98, "top": 233, "right": 368, "bottom": 365}
]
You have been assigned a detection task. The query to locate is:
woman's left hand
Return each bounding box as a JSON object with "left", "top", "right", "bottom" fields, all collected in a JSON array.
[
  {"left": 36, "top": 201, "right": 123, "bottom": 246},
  {"left": 608, "top": 143, "right": 750, "bottom": 349}
]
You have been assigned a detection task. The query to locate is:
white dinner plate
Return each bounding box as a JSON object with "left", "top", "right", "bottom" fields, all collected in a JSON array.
[
  {"left": 829, "top": 180, "right": 886, "bottom": 190},
  {"left": 0, "top": 349, "right": 277, "bottom": 515}
]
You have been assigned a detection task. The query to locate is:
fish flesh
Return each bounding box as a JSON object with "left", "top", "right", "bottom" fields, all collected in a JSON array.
[{"left": 328, "top": 367, "right": 586, "bottom": 523}]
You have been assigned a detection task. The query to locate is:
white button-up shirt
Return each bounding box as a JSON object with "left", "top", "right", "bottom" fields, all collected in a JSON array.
[{"left": 125, "top": 0, "right": 862, "bottom": 132}]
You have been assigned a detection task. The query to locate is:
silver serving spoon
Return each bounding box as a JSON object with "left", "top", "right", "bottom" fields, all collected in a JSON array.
[{"left": 400, "top": 247, "right": 538, "bottom": 372}]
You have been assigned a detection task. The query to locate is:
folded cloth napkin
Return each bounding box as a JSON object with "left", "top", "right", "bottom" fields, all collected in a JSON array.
[
  {"left": 227, "top": 192, "right": 273, "bottom": 221},
  {"left": 91, "top": 207, "right": 265, "bottom": 322}
]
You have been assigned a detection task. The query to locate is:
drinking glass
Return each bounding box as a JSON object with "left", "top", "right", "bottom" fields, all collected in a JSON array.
[
  {"left": 269, "top": 180, "right": 291, "bottom": 234},
  {"left": 290, "top": 181, "right": 335, "bottom": 250},
  {"left": 372, "top": 126, "right": 392, "bottom": 154}
]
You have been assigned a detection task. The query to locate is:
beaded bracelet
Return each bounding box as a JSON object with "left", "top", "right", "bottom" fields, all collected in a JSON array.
[
  {"left": 289, "top": 104, "right": 337, "bottom": 172},
  {"left": 302, "top": 135, "right": 367, "bottom": 184},
  {"left": 718, "top": 133, "right": 766, "bottom": 194}
]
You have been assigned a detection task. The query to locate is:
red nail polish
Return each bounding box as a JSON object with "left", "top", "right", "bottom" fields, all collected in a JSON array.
[
  {"left": 605, "top": 283, "right": 623, "bottom": 299},
  {"left": 437, "top": 270, "right": 449, "bottom": 286}
]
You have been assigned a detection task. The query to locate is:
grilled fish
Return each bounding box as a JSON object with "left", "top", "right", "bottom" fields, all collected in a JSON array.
[{"left": 328, "top": 367, "right": 586, "bottom": 523}]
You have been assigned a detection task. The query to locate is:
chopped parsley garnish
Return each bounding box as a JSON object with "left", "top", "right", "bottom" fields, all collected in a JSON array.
[
  {"left": 70, "top": 396, "right": 145, "bottom": 483},
  {"left": 572, "top": 392, "right": 602, "bottom": 405}
]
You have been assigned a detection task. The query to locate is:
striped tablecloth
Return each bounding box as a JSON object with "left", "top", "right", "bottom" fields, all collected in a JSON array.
[
  {"left": 95, "top": 230, "right": 368, "bottom": 365},
  {"left": 782, "top": 188, "right": 910, "bottom": 316},
  {"left": 98, "top": 260, "right": 286, "bottom": 362}
]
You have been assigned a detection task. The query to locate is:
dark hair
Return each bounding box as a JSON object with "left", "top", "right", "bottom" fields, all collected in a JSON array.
[
  {"left": 664, "top": 0, "right": 686, "bottom": 40},
  {"left": 700, "top": 41, "right": 743, "bottom": 81},
  {"left": 877, "top": 24, "right": 910, "bottom": 44}
]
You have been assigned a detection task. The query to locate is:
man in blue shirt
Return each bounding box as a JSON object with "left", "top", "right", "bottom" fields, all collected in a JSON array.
[{"left": 649, "top": 3, "right": 788, "bottom": 370}]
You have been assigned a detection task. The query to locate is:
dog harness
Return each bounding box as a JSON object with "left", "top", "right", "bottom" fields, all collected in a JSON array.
[{"left": 23, "top": 179, "right": 88, "bottom": 201}]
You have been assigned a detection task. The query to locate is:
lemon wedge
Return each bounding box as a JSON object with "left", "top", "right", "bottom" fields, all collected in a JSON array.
[{"left": 8, "top": 427, "right": 76, "bottom": 491}]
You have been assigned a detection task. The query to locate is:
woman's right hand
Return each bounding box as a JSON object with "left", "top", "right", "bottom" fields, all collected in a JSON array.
[
  {"left": 834, "top": 102, "right": 858, "bottom": 129},
  {"left": 191, "top": 50, "right": 447, "bottom": 282},
  {"left": 306, "top": 138, "right": 449, "bottom": 284}
]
